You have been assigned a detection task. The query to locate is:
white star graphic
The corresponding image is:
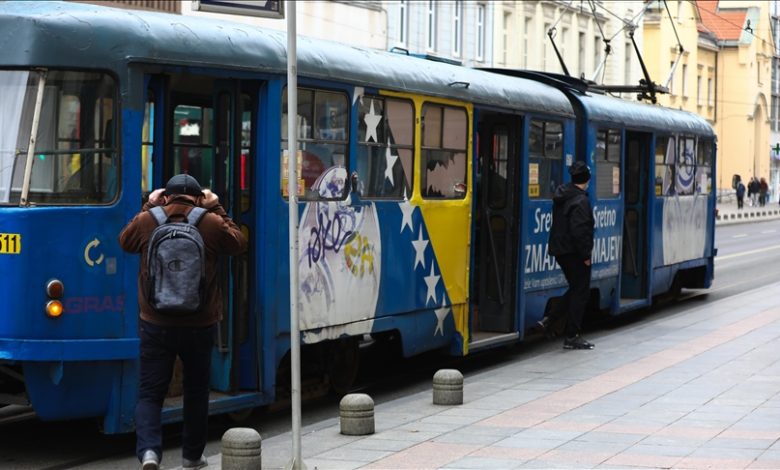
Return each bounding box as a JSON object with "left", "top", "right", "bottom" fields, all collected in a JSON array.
[
  {"left": 384, "top": 145, "right": 399, "bottom": 186},
  {"left": 363, "top": 99, "right": 382, "bottom": 143},
  {"left": 434, "top": 306, "right": 451, "bottom": 336},
  {"left": 411, "top": 227, "right": 429, "bottom": 270},
  {"left": 424, "top": 264, "right": 440, "bottom": 305},
  {"left": 399, "top": 189, "right": 414, "bottom": 234}
]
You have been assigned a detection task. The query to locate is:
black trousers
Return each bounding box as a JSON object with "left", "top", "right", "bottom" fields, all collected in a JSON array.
[
  {"left": 549, "top": 254, "right": 592, "bottom": 337},
  {"left": 135, "top": 320, "right": 216, "bottom": 463}
]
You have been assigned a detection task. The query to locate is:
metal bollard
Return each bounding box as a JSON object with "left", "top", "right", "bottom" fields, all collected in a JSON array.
[
  {"left": 339, "top": 393, "right": 375, "bottom": 435},
  {"left": 221, "top": 427, "right": 262, "bottom": 470},
  {"left": 433, "top": 369, "right": 463, "bottom": 405}
]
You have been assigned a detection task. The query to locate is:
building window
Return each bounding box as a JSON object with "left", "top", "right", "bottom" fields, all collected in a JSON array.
[
  {"left": 543, "top": 22, "right": 551, "bottom": 71},
  {"left": 398, "top": 0, "right": 408, "bottom": 46},
  {"left": 624, "top": 41, "right": 632, "bottom": 85},
  {"left": 669, "top": 61, "right": 675, "bottom": 95},
  {"left": 476, "top": 3, "right": 485, "bottom": 61},
  {"left": 682, "top": 64, "right": 688, "bottom": 97},
  {"left": 452, "top": 0, "right": 463, "bottom": 57},
  {"left": 578, "top": 32, "right": 586, "bottom": 77},
  {"left": 503, "top": 12, "right": 512, "bottom": 65},
  {"left": 421, "top": 103, "right": 468, "bottom": 199},
  {"left": 523, "top": 16, "right": 531, "bottom": 67},
  {"left": 426, "top": 0, "right": 437, "bottom": 52},
  {"left": 594, "top": 37, "right": 602, "bottom": 73},
  {"left": 707, "top": 77, "right": 713, "bottom": 106},
  {"left": 697, "top": 75, "right": 702, "bottom": 106}
]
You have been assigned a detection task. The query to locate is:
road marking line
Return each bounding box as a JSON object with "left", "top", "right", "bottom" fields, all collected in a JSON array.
[
  {"left": 716, "top": 244, "right": 780, "bottom": 261},
  {"left": 732, "top": 234, "right": 748, "bottom": 238},
  {"left": 761, "top": 230, "right": 777, "bottom": 234}
]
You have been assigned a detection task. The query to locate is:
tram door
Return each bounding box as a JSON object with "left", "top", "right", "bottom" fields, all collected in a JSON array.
[
  {"left": 621, "top": 131, "right": 650, "bottom": 300},
  {"left": 475, "top": 114, "right": 521, "bottom": 333},
  {"left": 143, "top": 73, "right": 256, "bottom": 394}
]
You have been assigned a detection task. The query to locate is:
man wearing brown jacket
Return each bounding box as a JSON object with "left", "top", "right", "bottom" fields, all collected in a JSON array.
[{"left": 119, "top": 174, "right": 247, "bottom": 470}]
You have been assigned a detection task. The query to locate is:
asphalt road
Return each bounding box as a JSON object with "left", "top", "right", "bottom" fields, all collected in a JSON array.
[{"left": 3, "top": 219, "right": 780, "bottom": 469}]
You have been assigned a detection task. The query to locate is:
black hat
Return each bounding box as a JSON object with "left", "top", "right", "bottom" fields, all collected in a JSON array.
[
  {"left": 164, "top": 174, "right": 203, "bottom": 197},
  {"left": 569, "top": 161, "right": 591, "bottom": 184}
]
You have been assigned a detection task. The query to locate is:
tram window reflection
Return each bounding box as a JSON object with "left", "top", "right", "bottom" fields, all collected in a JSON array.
[
  {"left": 421, "top": 103, "right": 467, "bottom": 199},
  {"left": 3, "top": 70, "right": 118, "bottom": 205},
  {"left": 594, "top": 129, "right": 621, "bottom": 199},
  {"left": 356, "top": 96, "right": 413, "bottom": 199},
  {"left": 528, "top": 119, "right": 563, "bottom": 199}
]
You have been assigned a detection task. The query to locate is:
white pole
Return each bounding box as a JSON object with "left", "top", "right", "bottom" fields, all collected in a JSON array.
[{"left": 286, "top": 1, "right": 303, "bottom": 469}]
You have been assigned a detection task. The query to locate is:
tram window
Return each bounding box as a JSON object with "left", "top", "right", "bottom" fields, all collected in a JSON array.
[
  {"left": 172, "top": 104, "right": 214, "bottom": 189},
  {"left": 676, "top": 137, "right": 696, "bottom": 195},
  {"left": 142, "top": 91, "right": 155, "bottom": 195},
  {"left": 1, "top": 70, "right": 118, "bottom": 205},
  {"left": 356, "top": 96, "right": 414, "bottom": 199},
  {"left": 655, "top": 136, "right": 675, "bottom": 196},
  {"left": 696, "top": 139, "right": 713, "bottom": 194},
  {"left": 594, "top": 129, "right": 621, "bottom": 199},
  {"left": 281, "top": 87, "right": 349, "bottom": 200},
  {"left": 528, "top": 120, "right": 563, "bottom": 199},
  {"left": 421, "top": 104, "right": 467, "bottom": 199}
]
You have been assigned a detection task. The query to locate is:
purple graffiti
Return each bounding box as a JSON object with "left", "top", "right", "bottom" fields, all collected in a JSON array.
[{"left": 307, "top": 209, "right": 354, "bottom": 267}]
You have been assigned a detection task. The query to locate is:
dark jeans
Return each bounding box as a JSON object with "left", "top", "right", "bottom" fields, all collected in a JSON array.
[
  {"left": 135, "top": 320, "right": 216, "bottom": 463},
  {"left": 548, "top": 254, "right": 592, "bottom": 338}
]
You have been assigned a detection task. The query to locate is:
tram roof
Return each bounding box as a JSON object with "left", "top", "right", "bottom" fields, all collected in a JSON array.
[
  {"left": 578, "top": 93, "right": 715, "bottom": 137},
  {"left": 0, "top": 1, "right": 574, "bottom": 117}
]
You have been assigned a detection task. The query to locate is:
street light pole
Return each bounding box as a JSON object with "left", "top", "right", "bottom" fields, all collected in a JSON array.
[{"left": 286, "top": 1, "right": 303, "bottom": 469}]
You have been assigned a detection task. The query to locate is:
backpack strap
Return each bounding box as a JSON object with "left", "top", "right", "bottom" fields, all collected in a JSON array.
[
  {"left": 149, "top": 206, "right": 168, "bottom": 226},
  {"left": 186, "top": 207, "right": 208, "bottom": 226}
]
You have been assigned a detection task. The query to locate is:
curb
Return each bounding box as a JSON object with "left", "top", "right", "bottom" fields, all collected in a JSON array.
[{"left": 716, "top": 207, "right": 780, "bottom": 225}]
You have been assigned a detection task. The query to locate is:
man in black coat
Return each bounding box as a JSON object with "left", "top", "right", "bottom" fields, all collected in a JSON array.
[{"left": 538, "top": 161, "right": 595, "bottom": 349}]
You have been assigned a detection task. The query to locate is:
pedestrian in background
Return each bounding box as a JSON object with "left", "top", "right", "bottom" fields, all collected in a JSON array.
[
  {"left": 736, "top": 180, "right": 746, "bottom": 209},
  {"left": 537, "top": 161, "right": 595, "bottom": 350},
  {"left": 749, "top": 177, "right": 760, "bottom": 207},
  {"left": 119, "top": 174, "right": 247, "bottom": 470},
  {"left": 760, "top": 177, "right": 769, "bottom": 207}
]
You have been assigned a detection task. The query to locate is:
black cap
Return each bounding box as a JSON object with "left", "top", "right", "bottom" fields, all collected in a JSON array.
[
  {"left": 569, "top": 161, "right": 591, "bottom": 184},
  {"left": 164, "top": 174, "right": 203, "bottom": 197}
]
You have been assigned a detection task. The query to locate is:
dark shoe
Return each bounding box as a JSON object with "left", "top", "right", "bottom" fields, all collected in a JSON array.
[
  {"left": 536, "top": 317, "right": 554, "bottom": 339},
  {"left": 141, "top": 449, "right": 159, "bottom": 470},
  {"left": 183, "top": 455, "right": 208, "bottom": 470},
  {"left": 563, "top": 335, "right": 594, "bottom": 350}
]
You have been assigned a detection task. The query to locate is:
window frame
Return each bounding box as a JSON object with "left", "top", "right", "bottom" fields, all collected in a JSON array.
[
  {"left": 420, "top": 102, "right": 469, "bottom": 200},
  {"left": 280, "top": 85, "right": 350, "bottom": 201},
  {"left": 593, "top": 128, "right": 622, "bottom": 200},
  {"left": 356, "top": 95, "right": 416, "bottom": 200},
  {"left": 527, "top": 118, "right": 564, "bottom": 200}
]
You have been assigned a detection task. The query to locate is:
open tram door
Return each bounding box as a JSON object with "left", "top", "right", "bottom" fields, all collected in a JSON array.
[
  {"left": 473, "top": 113, "right": 521, "bottom": 341},
  {"left": 620, "top": 131, "right": 651, "bottom": 304},
  {"left": 143, "top": 73, "right": 258, "bottom": 399}
]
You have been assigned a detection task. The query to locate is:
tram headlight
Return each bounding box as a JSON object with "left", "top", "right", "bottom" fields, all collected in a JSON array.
[
  {"left": 46, "top": 279, "right": 64, "bottom": 299},
  {"left": 46, "top": 300, "right": 63, "bottom": 318}
]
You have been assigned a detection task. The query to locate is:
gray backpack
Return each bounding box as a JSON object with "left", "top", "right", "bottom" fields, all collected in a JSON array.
[{"left": 146, "top": 206, "right": 207, "bottom": 316}]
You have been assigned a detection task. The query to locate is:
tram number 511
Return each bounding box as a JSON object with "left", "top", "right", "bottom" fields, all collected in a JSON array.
[{"left": 0, "top": 233, "right": 21, "bottom": 254}]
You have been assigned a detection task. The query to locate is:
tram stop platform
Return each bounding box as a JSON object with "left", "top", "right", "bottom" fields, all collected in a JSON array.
[{"left": 187, "top": 281, "right": 780, "bottom": 470}]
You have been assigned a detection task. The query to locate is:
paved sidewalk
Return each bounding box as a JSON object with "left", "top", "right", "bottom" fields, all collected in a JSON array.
[
  {"left": 178, "top": 282, "right": 780, "bottom": 470},
  {"left": 717, "top": 200, "right": 780, "bottom": 225}
]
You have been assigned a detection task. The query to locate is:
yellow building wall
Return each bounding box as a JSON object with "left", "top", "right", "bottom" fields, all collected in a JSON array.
[
  {"left": 714, "top": 4, "right": 772, "bottom": 190},
  {"left": 644, "top": 0, "right": 771, "bottom": 192}
]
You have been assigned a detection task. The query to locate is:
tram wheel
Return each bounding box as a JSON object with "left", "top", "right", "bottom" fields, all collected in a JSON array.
[{"left": 327, "top": 338, "right": 360, "bottom": 395}]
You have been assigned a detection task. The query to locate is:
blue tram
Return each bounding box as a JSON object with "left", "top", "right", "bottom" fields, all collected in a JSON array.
[{"left": 0, "top": 2, "right": 715, "bottom": 433}]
